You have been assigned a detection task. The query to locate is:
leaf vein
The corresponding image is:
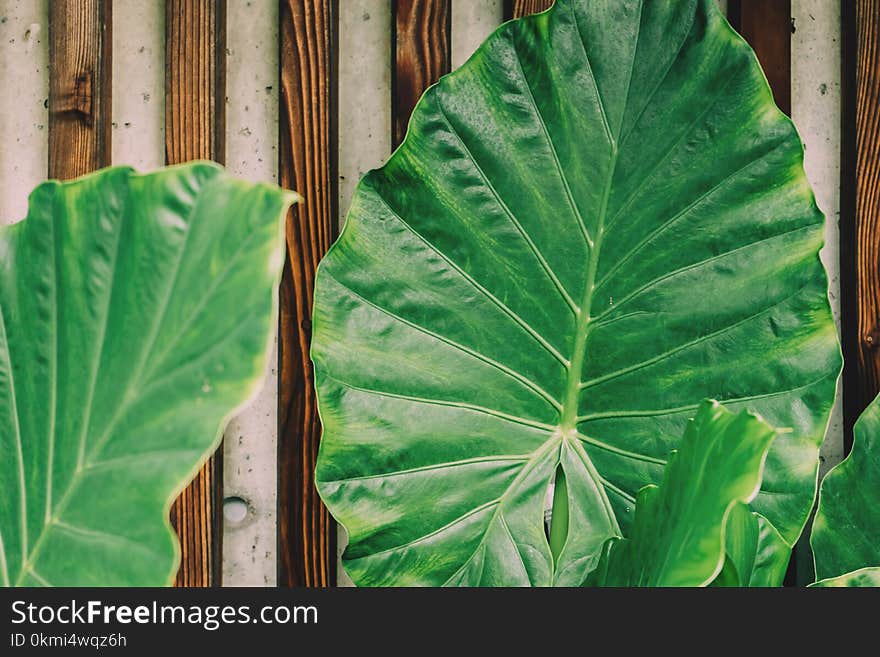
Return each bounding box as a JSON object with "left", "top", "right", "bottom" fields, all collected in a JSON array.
[
  {"left": 323, "top": 374, "right": 556, "bottom": 431},
  {"left": 327, "top": 272, "right": 562, "bottom": 412},
  {"left": 510, "top": 32, "right": 596, "bottom": 248},
  {"left": 499, "top": 512, "right": 532, "bottom": 585},
  {"left": 575, "top": 431, "right": 667, "bottom": 465},
  {"left": 593, "top": 223, "right": 815, "bottom": 321},
  {"left": 581, "top": 284, "right": 810, "bottom": 391},
  {"left": 321, "top": 455, "right": 531, "bottom": 486},
  {"left": 80, "top": 173, "right": 212, "bottom": 467},
  {"left": 73, "top": 189, "right": 129, "bottom": 474},
  {"left": 577, "top": 371, "right": 836, "bottom": 422},
  {"left": 433, "top": 91, "right": 579, "bottom": 315},
  {"left": 54, "top": 520, "right": 161, "bottom": 558},
  {"left": 143, "top": 219, "right": 264, "bottom": 384},
  {"left": 568, "top": 2, "right": 614, "bottom": 144},
  {"left": 349, "top": 499, "right": 502, "bottom": 562},
  {"left": 596, "top": 137, "right": 794, "bottom": 292},
  {"left": 567, "top": 439, "right": 624, "bottom": 525},
  {"left": 617, "top": 3, "right": 698, "bottom": 149},
  {"left": 372, "top": 190, "right": 569, "bottom": 368},
  {"left": 27, "top": 567, "right": 52, "bottom": 587},
  {"left": 603, "top": 66, "right": 744, "bottom": 237}
]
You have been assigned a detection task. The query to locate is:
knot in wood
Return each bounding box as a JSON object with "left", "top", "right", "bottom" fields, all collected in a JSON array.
[{"left": 54, "top": 70, "right": 94, "bottom": 123}]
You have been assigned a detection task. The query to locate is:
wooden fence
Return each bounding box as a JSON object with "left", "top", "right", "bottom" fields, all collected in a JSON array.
[{"left": 0, "top": 0, "right": 876, "bottom": 586}]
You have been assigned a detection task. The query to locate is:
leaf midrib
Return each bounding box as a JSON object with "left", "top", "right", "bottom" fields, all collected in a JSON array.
[
  {"left": 552, "top": 0, "right": 647, "bottom": 550},
  {"left": 441, "top": 1, "right": 644, "bottom": 577},
  {"left": 439, "top": 2, "right": 644, "bottom": 579}
]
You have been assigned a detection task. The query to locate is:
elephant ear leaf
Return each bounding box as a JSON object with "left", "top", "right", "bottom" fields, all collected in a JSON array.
[
  {"left": 586, "top": 402, "right": 775, "bottom": 587},
  {"left": 313, "top": 0, "right": 838, "bottom": 586},
  {"left": 0, "top": 162, "right": 296, "bottom": 586},
  {"left": 811, "top": 393, "right": 880, "bottom": 584}
]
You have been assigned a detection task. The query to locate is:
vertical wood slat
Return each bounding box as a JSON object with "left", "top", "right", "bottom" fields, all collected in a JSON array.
[
  {"left": 728, "top": 0, "right": 792, "bottom": 116},
  {"left": 165, "top": 0, "right": 226, "bottom": 588},
  {"left": 165, "top": 0, "right": 226, "bottom": 165},
  {"left": 392, "top": 0, "right": 450, "bottom": 148},
  {"left": 505, "top": 0, "right": 552, "bottom": 20},
  {"left": 278, "top": 0, "right": 337, "bottom": 588},
  {"left": 843, "top": 0, "right": 880, "bottom": 445},
  {"left": 48, "top": 0, "right": 111, "bottom": 180}
]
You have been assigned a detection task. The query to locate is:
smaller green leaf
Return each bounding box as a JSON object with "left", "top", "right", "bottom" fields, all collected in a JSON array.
[
  {"left": 812, "top": 393, "right": 880, "bottom": 581},
  {"left": 810, "top": 568, "right": 880, "bottom": 588},
  {"left": 587, "top": 401, "right": 776, "bottom": 587},
  {"left": 0, "top": 163, "right": 297, "bottom": 586},
  {"left": 712, "top": 503, "right": 789, "bottom": 587}
]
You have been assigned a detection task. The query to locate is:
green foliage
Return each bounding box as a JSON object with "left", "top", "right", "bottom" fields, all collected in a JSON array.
[
  {"left": 0, "top": 163, "right": 296, "bottom": 586},
  {"left": 811, "top": 394, "right": 880, "bottom": 585},
  {"left": 586, "top": 402, "right": 775, "bottom": 587},
  {"left": 312, "top": 0, "right": 838, "bottom": 586},
  {"left": 713, "top": 503, "right": 790, "bottom": 587}
]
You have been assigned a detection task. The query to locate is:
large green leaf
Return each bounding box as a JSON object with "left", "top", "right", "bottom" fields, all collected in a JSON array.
[
  {"left": 313, "top": 0, "right": 839, "bottom": 586},
  {"left": 586, "top": 402, "right": 775, "bottom": 586},
  {"left": 811, "top": 394, "right": 880, "bottom": 582},
  {"left": 0, "top": 163, "right": 296, "bottom": 586}
]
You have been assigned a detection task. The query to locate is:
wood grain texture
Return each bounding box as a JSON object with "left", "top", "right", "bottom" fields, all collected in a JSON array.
[
  {"left": 393, "top": 0, "right": 449, "bottom": 148},
  {"left": 278, "top": 0, "right": 337, "bottom": 588},
  {"left": 846, "top": 0, "right": 880, "bottom": 440},
  {"left": 165, "top": 0, "right": 226, "bottom": 588},
  {"left": 48, "top": 0, "right": 112, "bottom": 180},
  {"left": 170, "top": 457, "right": 220, "bottom": 586},
  {"left": 165, "top": 0, "right": 226, "bottom": 164},
  {"left": 504, "top": 0, "right": 553, "bottom": 20},
  {"left": 728, "top": 0, "right": 791, "bottom": 116}
]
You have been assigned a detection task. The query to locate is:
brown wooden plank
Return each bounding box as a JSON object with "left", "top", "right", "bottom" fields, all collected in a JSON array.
[
  {"left": 48, "top": 0, "right": 112, "bottom": 180},
  {"left": 727, "top": 0, "right": 792, "bottom": 116},
  {"left": 165, "top": 0, "right": 226, "bottom": 588},
  {"left": 278, "top": 0, "right": 337, "bottom": 588},
  {"left": 504, "top": 0, "right": 553, "bottom": 21},
  {"left": 392, "top": 0, "right": 450, "bottom": 148},
  {"left": 841, "top": 0, "right": 859, "bottom": 454},
  {"left": 165, "top": 0, "right": 226, "bottom": 165},
  {"left": 842, "top": 0, "right": 880, "bottom": 445}
]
